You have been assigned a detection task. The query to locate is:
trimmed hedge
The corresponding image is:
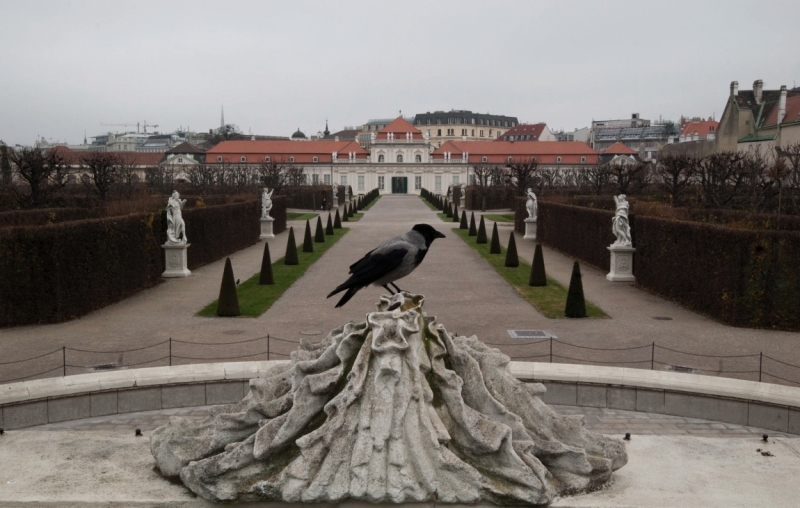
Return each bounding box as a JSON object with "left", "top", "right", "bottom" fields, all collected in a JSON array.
[
  {"left": 517, "top": 197, "right": 800, "bottom": 329},
  {"left": 465, "top": 186, "right": 516, "bottom": 210},
  {"left": 0, "top": 197, "right": 288, "bottom": 327},
  {"left": 284, "top": 186, "right": 334, "bottom": 210},
  {"left": 0, "top": 208, "right": 100, "bottom": 228},
  {"left": 0, "top": 213, "right": 164, "bottom": 326}
]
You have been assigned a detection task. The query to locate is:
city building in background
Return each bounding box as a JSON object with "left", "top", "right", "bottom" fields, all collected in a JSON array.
[{"left": 412, "top": 110, "right": 518, "bottom": 147}]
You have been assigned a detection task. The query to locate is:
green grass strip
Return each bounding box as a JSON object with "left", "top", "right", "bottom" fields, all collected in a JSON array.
[
  {"left": 360, "top": 195, "right": 381, "bottom": 211},
  {"left": 483, "top": 213, "right": 515, "bottom": 223},
  {"left": 198, "top": 228, "right": 350, "bottom": 318},
  {"left": 451, "top": 228, "right": 607, "bottom": 319},
  {"left": 286, "top": 212, "right": 319, "bottom": 221}
]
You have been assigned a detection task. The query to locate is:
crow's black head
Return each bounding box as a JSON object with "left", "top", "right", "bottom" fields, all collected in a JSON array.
[{"left": 412, "top": 224, "right": 446, "bottom": 246}]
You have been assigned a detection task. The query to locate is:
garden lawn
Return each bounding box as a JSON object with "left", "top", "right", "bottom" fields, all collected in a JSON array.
[
  {"left": 198, "top": 228, "right": 350, "bottom": 317},
  {"left": 452, "top": 228, "right": 607, "bottom": 319},
  {"left": 483, "top": 213, "right": 515, "bottom": 223},
  {"left": 286, "top": 212, "right": 319, "bottom": 221},
  {"left": 360, "top": 195, "right": 381, "bottom": 211}
]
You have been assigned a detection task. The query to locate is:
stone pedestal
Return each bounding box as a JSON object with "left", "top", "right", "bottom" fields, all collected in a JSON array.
[
  {"left": 460, "top": 197, "right": 466, "bottom": 208},
  {"left": 260, "top": 217, "right": 275, "bottom": 239},
  {"left": 607, "top": 245, "right": 635, "bottom": 282},
  {"left": 332, "top": 196, "right": 339, "bottom": 208},
  {"left": 523, "top": 218, "right": 537, "bottom": 240},
  {"left": 162, "top": 243, "right": 191, "bottom": 278}
]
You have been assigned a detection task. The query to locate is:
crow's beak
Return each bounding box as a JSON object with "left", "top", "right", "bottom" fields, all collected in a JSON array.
[{"left": 436, "top": 231, "right": 446, "bottom": 239}]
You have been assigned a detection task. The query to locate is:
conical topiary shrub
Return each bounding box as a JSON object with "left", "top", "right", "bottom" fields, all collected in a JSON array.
[
  {"left": 529, "top": 243, "right": 547, "bottom": 287},
  {"left": 216, "top": 257, "right": 240, "bottom": 316},
  {"left": 476, "top": 216, "right": 488, "bottom": 244},
  {"left": 349, "top": 202, "right": 355, "bottom": 217},
  {"left": 460, "top": 210, "right": 468, "bottom": 229},
  {"left": 334, "top": 208, "right": 342, "bottom": 228},
  {"left": 445, "top": 201, "right": 452, "bottom": 218},
  {"left": 489, "top": 222, "right": 501, "bottom": 254},
  {"left": 259, "top": 242, "right": 274, "bottom": 285},
  {"left": 504, "top": 232, "right": 519, "bottom": 267},
  {"left": 452, "top": 203, "right": 459, "bottom": 223},
  {"left": 565, "top": 261, "right": 587, "bottom": 318},
  {"left": 468, "top": 212, "right": 477, "bottom": 236},
  {"left": 343, "top": 204, "right": 350, "bottom": 222},
  {"left": 285, "top": 227, "right": 299, "bottom": 265},
  {"left": 315, "top": 216, "right": 325, "bottom": 243},
  {"left": 326, "top": 213, "right": 334, "bottom": 235},
  {"left": 303, "top": 220, "right": 314, "bottom": 252}
]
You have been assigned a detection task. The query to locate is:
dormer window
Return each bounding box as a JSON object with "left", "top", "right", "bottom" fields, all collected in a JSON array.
[
  {"left": 217, "top": 156, "right": 222, "bottom": 162},
  {"left": 415, "top": 154, "right": 422, "bottom": 162},
  {"left": 313, "top": 156, "right": 318, "bottom": 163},
  {"left": 482, "top": 156, "right": 488, "bottom": 163},
  {"left": 557, "top": 157, "right": 562, "bottom": 164},
  {"left": 241, "top": 156, "right": 246, "bottom": 163},
  {"left": 581, "top": 157, "right": 586, "bottom": 164},
  {"left": 265, "top": 156, "right": 270, "bottom": 162},
  {"left": 507, "top": 157, "right": 513, "bottom": 163},
  {"left": 178, "top": 158, "right": 183, "bottom": 163},
  {"left": 397, "top": 154, "right": 403, "bottom": 163},
  {"left": 530, "top": 157, "right": 536, "bottom": 163},
  {"left": 378, "top": 155, "right": 385, "bottom": 162},
  {"left": 289, "top": 156, "right": 295, "bottom": 163}
]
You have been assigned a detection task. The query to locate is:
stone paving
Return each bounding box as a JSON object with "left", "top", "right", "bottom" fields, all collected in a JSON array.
[
  {"left": 1, "top": 195, "right": 799, "bottom": 388},
  {"left": 24, "top": 404, "right": 798, "bottom": 438}
]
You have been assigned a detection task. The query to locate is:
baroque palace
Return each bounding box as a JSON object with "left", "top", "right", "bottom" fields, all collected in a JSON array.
[{"left": 206, "top": 117, "right": 599, "bottom": 195}]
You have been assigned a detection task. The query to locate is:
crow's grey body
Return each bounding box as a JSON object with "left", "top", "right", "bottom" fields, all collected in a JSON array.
[{"left": 327, "top": 224, "right": 445, "bottom": 308}]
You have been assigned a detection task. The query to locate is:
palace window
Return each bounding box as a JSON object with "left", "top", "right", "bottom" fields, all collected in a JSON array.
[
  {"left": 452, "top": 175, "right": 459, "bottom": 185},
  {"left": 378, "top": 176, "right": 384, "bottom": 190},
  {"left": 415, "top": 154, "right": 422, "bottom": 162},
  {"left": 415, "top": 175, "right": 421, "bottom": 190},
  {"left": 358, "top": 175, "right": 365, "bottom": 190},
  {"left": 480, "top": 130, "right": 484, "bottom": 137},
  {"left": 489, "top": 129, "right": 493, "bottom": 137},
  {"left": 437, "top": 129, "right": 442, "bottom": 136},
  {"left": 461, "top": 129, "right": 467, "bottom": 136},
  {"left": 378, "top": 155, "right": 385, "bottom": 162},
  {"left": 435, "top": 175, "right": 442, "bottom": 191},
  {"left": 341, "top": 175, "right": 347, "bottom": 185},
  {"left": 312, "top": 174, "right": 320, "bottom": 184},
  {"left": 397, "top": 154, "right": 403, "bottom": 163},
  {"left": 471, "top": 129, "right": 475, "bottom": 136},
  {"left": 324, "top": 174, "right": 331, "bottom": 185},
  {"left": 426, "top": 119, "right": 431, "bottom": 125}
]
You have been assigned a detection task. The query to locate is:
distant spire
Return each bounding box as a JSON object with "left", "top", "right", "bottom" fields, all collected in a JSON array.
[
  {"left": 324, "top": 118, "right": 330, "bottom": 137},
  {"left": 220, "top": 105, "right": 225, "bottom": 131}
]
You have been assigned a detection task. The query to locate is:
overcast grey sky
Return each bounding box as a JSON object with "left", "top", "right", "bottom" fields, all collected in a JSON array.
[{"left": 1, "top": 0, "right": 798, "bottom": 146}]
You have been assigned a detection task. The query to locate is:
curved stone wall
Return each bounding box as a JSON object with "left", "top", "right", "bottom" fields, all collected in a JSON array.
[{"left": 1, "top": 361, "right": 798, "bottom": 434}]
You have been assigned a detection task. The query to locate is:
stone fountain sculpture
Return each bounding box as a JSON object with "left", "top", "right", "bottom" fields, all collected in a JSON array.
[
  {"left": 260, "top": 188, "right": 275, "bottom": 239},
  {"left": 151, "top": 292, "right": 627, "bottom": 505},
  {"left": 162, "top": 191, "right": 191, "bottom": 277}
]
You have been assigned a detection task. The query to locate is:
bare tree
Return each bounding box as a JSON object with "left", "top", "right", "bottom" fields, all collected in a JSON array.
[
  {"left": 257, "top": 159, "right": 286, "bottom": 194},
  {"left": 777, "top": 142, "right": 800, "bottom": 214},
  {"left": 8, "top": 147, "right": 69, "bottom": 207},
  {"left": 507, "top": 157, "right": 539, "bottom": 196},
  {"left": 608, "top": 161, "right": 648, "bottom": 195},
  {"left": 471, "top": 163, "right": 498, "bottom": 211},
  {"left": 741, "top": 146, "right": 775, "bottom": 213},
  {"left": 698, "top": 151, "right": 748, "bottom": 208},
  {"left": 80, "top": 151, "right": 123, "bottom": 201},
  {"left": 653, "top": 154, "right": 696, "bottom": 207},
  {"left": 0, "top": 144, "right": 11, "bottom": 185},
  {"left": 285, "top": 166, "right": 306, "bottom": 187},
  {"left": 187, "top": 163, "right": 221, "bottom": 194},
  {"left": 115, "top": 154, "right": 141, "bottom": 199},
  {"left": 145, "top": 165, "right": 176, "bottom": 193},
  {"left": 583, "top": 165, "right": 612, "bottom": 195}
]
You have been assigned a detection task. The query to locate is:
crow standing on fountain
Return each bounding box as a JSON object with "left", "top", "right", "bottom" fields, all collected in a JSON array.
[{"left": 327, "top": 224, "right": 446, "bottom": 308}]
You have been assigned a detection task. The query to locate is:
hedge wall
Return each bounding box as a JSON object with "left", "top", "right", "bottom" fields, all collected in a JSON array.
[
  {"left": 0, "top": 213, "right": 164, "bottom": 327},
  {"left": 0, "top": 208, "right": 100, "bottom": 228},
  {"left": 181, "top": 200, "right": 260, "bottom": 270},
  {"left": 284, "top": 186, "right": 334, "bottom": 210},
  {"left": 270, "top": 195, "right": 287, "bottom": 235},
  {"left": 465, "top": 186, "right": 516, "bottom": 210},
  {"left": 517, "top": 198, "right": 800, "bottom": 329},
  {"left": 635, "top": 217, "right": 800, "bottom": 329}
]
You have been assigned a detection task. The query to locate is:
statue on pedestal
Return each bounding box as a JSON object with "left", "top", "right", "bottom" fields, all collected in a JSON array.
[
  {"left": 525, "top": 188, "right": 538, "bottom": 221},
  {"left": 261, "top": 188, "right": 273, "bottom": 219},
  {"left": 166, "top": 191, "right": 187, "bottom": 245},
  {"left": 611, "top": 194, "right": 632, "bottom": 247}
]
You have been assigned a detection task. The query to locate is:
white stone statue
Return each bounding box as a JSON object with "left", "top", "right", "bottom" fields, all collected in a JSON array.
[
  {"left": 345, "top": 185, "right": 351, "bottom": 199},
  {"left": 150, "top": 292, "right": 627, "bottom": 504},
  {"left": 446, "top": 185, "right": 452, "bottom": 198},
  {"left": 332, "top": 181, "right": 337, "bottom": 195},
  {"left": 611, "top": 194, "right": 632, "bottom": 247},
  {"left": 261, "top": 188, "right": 273, "bottom": 219},
  {"left": 525, "top": 188, "right": 538, "bottom": 221},
  {"left": 166, "top": 190, "right": 187, "bottom": 245}
]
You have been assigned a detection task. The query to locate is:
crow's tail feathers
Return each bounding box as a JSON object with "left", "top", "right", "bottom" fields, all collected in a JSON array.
[{"left": 334, "top": 287, "right": 359, "bottom": 308}]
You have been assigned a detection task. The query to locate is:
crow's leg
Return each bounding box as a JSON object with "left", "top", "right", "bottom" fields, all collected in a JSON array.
[
  {"left": 390, "top": 282, "right": 403, "bottom": 293},
  {"left": 382, "top": 284, "right": 396, "bottom": 295}
]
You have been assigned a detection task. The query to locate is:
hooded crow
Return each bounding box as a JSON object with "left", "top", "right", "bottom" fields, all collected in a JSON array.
[{"left": 327, "top": 223, "right": 446, "bottom": 308}]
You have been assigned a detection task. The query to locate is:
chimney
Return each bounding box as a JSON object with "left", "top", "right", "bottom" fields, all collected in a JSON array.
[
  {"left": 778, "top": 85, "right": 787, "bottom": 125},
  {"left": 753, "top": 80, "right": 763, "bottom": 105},
  {"left": 730, "top": 81, "right": 739, "bottom": 97}
]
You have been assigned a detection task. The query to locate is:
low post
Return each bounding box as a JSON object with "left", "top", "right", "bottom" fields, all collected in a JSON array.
[
  {"left": 63, "top": 346, "right": 66, "bottom": 376},
  {"left": 550, "top": 338, "right": 553, "bottom": 363},
  {"left": 651, "top": 342, "right": 655, "bottom": 370},
  {"left": 169, "top": 338, "right": 172, "bottom": 366},
  {"left": 759, "top": 352, "right": 762, "bottom": 382},
  {"left": 267, "top": 334, "right": 270, "bottom": 361}
]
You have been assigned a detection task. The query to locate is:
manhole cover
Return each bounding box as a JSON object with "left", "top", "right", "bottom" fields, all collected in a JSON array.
[
  {"left": 299, "top": 330, "right": 322, "bottom": 336},
  {"left": 223, "top": 330, "right": 246, "bottom": 335},
  {"left": 664, "top": 364, "right": 696, "bottom": 374},
  {"left": 507, "top": 330, "right": 555, "bottom": 340},
  {"left": 652, "top": 317, "right": 673, "bottom": 321}
]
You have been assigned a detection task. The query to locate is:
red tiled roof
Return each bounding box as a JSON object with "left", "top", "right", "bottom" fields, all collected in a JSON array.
[
  {"left": 496, "top": 123, "right": 546, "bottom": 141},
  {"left": 601, "top": 142, "right": 638, "bottom": 155},
  {"left": 432, "top": 141, "right": 598, "bottom": 164},
  {"left": 50, "top": 147, "right": 164, "bottom": 166},
  {"left": 166, "top": 142, "right": 205, "bottom": 154},
  {"left": 206, "top": 140, "right": 366, "bottom": 163},
  {"left": 680, "top": 120, "right": 719, "bottom": 138},
  {"left": 377, "top": 117, "right": 423, "bottom": 139},
  {"left": 763, "top": 95, "right": 800, "bottom": 127}
]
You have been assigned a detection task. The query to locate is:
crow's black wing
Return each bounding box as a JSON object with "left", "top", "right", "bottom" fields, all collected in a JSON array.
[{"left": 327, "top": 247, "right": 408, "bottom": 298}]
